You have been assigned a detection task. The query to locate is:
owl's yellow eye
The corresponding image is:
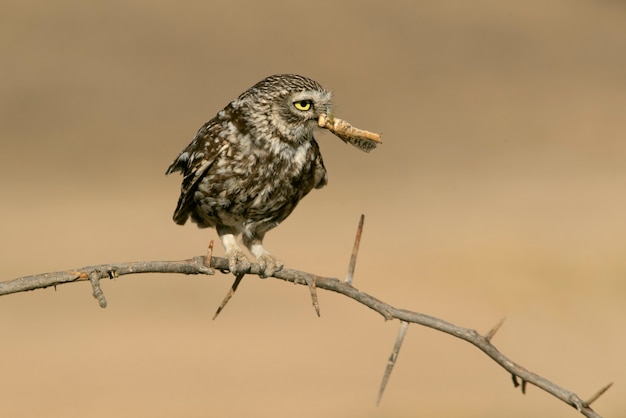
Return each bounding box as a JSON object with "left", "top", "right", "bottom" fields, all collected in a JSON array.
[{"left": 293, "top": 100, "right": 312, "bottom": 111}]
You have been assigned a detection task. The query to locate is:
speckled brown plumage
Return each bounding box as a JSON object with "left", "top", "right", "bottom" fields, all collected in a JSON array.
[{"left": 166, "top": 74, "right": 330, "bottom": 277}]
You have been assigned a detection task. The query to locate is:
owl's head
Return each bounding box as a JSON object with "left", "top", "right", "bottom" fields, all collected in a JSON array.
[{"left": 238, "top": 74, "right": 332, "bottom": 145}]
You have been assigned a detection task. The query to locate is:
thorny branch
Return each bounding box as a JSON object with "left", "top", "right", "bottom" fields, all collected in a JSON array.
[{"left": 0, "top": 244, "right": 610, "bottom": 417}]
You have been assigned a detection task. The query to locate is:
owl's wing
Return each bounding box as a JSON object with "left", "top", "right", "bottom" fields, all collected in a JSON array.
[
  {"left": 311, "top": 138, "right": 328, "bottom": 189},
  {"left": 166, "top": 119, "right": 223, "bottom": 225}
]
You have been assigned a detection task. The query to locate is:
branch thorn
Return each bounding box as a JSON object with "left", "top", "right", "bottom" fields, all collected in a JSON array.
[
  {"left": 213, "top": 272, "right": 244, "bottom": 320},
  {"left": 88, "top": 271, "right": 107, "bottom": 308},
  {"left": 377, "top": 320, "right": 409, "bottom": 405},
  {"left": 585, "top": 382, "right": 613, "bottom": 406},
  {"left": 305, "top": 275, "right": 320, "bottom": 317},
  {"left": 345, "top": 214, "right": 365, "bottom": 285},
  {"left": 205, "top": 240, "right": 214, "bottom": 268},
  {"left": 485, "top": 317, "right": 506, "bottom": 342}
]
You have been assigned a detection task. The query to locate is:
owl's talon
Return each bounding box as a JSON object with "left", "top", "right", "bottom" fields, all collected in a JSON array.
[
  {"left": 226, "top": 249, "right": 251, "bottom": 276},
  {"left": 257, "top": 254, "right": 283, "bottom": 278}
]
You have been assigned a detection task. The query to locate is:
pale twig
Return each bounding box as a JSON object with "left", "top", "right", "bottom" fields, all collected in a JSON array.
[{"left": 0, "top": 257, "right": 213, "bottom": 301}]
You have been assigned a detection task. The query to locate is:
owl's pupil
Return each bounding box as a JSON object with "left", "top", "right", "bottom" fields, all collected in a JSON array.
[{"left": 295, "top": 100, "right": 311, "bottom": 110}]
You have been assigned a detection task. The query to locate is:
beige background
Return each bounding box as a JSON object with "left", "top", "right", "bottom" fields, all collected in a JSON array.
[{"left": 1, "top": 1, "right": 625, "bottom": 417}]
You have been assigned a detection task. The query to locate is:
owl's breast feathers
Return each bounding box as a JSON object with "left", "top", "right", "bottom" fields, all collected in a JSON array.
[{"left": 166, "top": 108, "right": 327, "bottom": 229}]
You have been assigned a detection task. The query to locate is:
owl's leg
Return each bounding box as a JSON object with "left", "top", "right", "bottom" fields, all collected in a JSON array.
[
  {"left": 217, "top": 225, "right": 251, "bottom": 276},
  {"left": 242, "top": 229, "right": 283, "bottom": 278}
]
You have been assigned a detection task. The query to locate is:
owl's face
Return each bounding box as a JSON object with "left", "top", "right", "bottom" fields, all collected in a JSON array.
[
  {"left": 272, "top": 88, "right": 332, "bottom": 141},
  {"left": 237, "top": 74, "right": 332, "bottom": 145}
]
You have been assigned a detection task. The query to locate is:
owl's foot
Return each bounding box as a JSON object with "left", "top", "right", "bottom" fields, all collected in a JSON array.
[
  {"left": 226, "top": 248, "right": 252, "bottom": 276},
  {"left": 256, "top": 254, "right": 284, "bottom": 278}
]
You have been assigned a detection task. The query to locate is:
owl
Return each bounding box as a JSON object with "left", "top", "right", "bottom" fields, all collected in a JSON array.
[{"left": 166, "top": 74, "right": 334, "bottom": 277}]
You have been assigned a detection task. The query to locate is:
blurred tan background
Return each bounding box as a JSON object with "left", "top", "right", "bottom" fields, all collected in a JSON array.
[{"left": 1, "top": 1, "right": 625, "bottom": 417}]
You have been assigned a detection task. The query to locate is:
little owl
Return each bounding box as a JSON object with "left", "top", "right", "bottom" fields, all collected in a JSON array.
[{"left": 167, "top": 74, "right": 363, "bottom": 277}]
